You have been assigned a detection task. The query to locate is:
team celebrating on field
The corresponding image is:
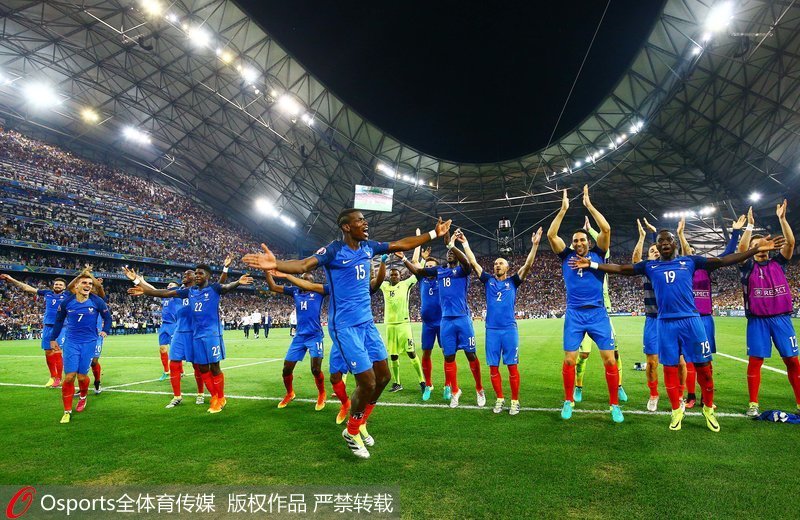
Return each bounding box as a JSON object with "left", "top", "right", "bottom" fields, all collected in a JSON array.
[{"left": 3, "top": 185, "right": 798, "bottom": 460}]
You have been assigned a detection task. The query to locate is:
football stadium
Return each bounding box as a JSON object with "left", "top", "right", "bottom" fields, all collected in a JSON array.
[{"left": 1, "top": 0, "right": 800, "bottom": 518}]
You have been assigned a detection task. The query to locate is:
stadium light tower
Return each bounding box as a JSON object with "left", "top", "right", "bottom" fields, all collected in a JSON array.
[
  {"left": 496, "top": 218, "right": 515, "bottom": 257},
  {"left": 24, "top": 83, "right": 60, "bottom": 108}
]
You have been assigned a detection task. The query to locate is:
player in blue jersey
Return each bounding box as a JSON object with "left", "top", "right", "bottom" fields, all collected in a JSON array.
[
  {"left": 404, "top": 230, "right": 486, "bottom": 409},
  {"left": 125, "top": 264, "right": 252, "bottom": 413},
  {"left": 1, "top": 274, "right": 69, "bottom": 387},
  {"left": 49, "top": 274, "right": 111, "bottom": 424},
  {"left": 572, "top": 230, "right": 784, "bottom": 432},
  {"left": 244, "top": 209, "right": 451, "bottom": 459},
  {"left": 158, "top": 283, "right": 179, "bottom": 381},
  {"left": 265, "top": 271, "right": 330, "bottom": 411},
  {"left": 85, "top": 276, "right": 108, "bottom": 395},
  {"left": 547, "top": 186, "right": 623, "bottom": 424},
  {"left": 459, "top": 228, "right": 542, "bottom": 415}
]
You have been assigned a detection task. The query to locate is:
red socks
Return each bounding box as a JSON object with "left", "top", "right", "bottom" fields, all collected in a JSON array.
[
  {"left": 562, "top": 362, "right": 575, "bottom": 402},
  {"left": 508, "top": 364, "right": 520, "bottom": 401},
  {"left": 346, "top": 412, "right": 364, "bottom": 436},
  {"left": 364, "top": 402, "right": 376, "bottom": 424},
  {"left": 605, "top": 364, "right": 620, "bottom": 405},
  {"left": 62, "top": 380, "right": 74, "bottom": 411},
  {"left": 45, "top": 354, "right": 57, "bottom": 378},
  {"left": 91, "top": 362, "right": 101, "bottom": 382},
  {"left": 663, "top": 365, "right": 682, "bottom": 410},
  {"left": 169, "top": 360, "right": 182, "bottom": 397},
  {"left": 200, "top": 371, "right": 217, "bottom": 399},
  {"left": 444, "top": 361, "right": 459, "bottom": 394},
  {"left": 332, "top": 379, "right": 349, "bottom": 404},
  {"left": 160, "top": 351, "right": 169, "bottom": 372},
  {"left": 283, "top": 374, "right": 294, "bottom": 394},
  {"left": 421, "top": 354, "right": 432, "bottom": 387},
  {"left": 747, "top": 356, "right": 763, "bottom": 403},
  {"left": 489, "top": 366, "right": 503, "bottom": 399},
  {"left": 468, "top": 358, "right": 483, "bottom": 391},
  {"left": 54, "top": 351, "right": 63, "bottom": 376},
  {"left": 695, "top": 363, "right": 714, "bottom": 408},
  {"left": 78, "top": 377, "right": 89, "bottom": 398},
  {"left": 193, "top": 365, "right": 204, "bottom": 394},
  {"left": 314, "top": 372, "right": 326, "bottom": 394},
  {"left": 784, "top": 356, "right": 800, "bottom": 405},
  {"left": 213, "top": 373, "right": 225, "bottom": 400},
  {"left": 685, "top": 362, "right": 696, "bottom": 394},
  {"left": 647, "top": 379, "right": 659, "bottom": 398}
]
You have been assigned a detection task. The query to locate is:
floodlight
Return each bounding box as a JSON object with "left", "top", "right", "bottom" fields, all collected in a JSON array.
[
  {"left": 706, "top": 2, "right": 733, "bottom": 32},
  {"left": 24, "top": 83, "right": 60, "bottom": 108},
  {"left": 749, "top": 192, "right": 761, "bottom": 202},
  {"left": 140, "top": 0, "right": 163, "bottom": 16},
  {"left": 276, "top": 94, "right": 302, "bottom": 116},
  {"left": 187, "top": 26, "right": 211, "bottom": 47},
  {"left": 81, "top": 108, "right": 99, "bottom": 123}
]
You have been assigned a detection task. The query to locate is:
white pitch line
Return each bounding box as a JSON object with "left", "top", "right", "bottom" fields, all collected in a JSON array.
[
  {"left": 102, "top": 358, "right": 283, "bottom": 390},
  {"left": 0, "top": 381, "right": 755, "bottom": 419},
  {"left": 715, "top": 352, "right": 788, "bottom": 375},
  {"left": 0, "top": 355, "right": 282, "bottom": 361}
]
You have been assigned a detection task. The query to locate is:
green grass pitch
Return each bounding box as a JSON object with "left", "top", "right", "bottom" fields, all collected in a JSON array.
[{"left": 1, "top": 317, "right": 799, "bottom": 518}]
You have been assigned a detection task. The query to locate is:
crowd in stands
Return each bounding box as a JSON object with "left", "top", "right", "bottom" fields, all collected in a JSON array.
[{"left": 0, "top": 128, "right": 798, "bottom": 342}]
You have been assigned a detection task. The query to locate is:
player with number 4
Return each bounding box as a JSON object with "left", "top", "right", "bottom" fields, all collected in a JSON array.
[{"left": 570, "top": 229, "right": 785, "bottom": 432}]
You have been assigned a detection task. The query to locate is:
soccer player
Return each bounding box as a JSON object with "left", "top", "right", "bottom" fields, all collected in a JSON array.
[
  {"left": 574, "top": 217, "right": 627, "bottom": 404},
  {"left": 547, "top": 186, "right": 623, "bottom": 423},
  {"left": 404, "top": 230, "right": 486, "bottom": 409},
  {"left": 381, "top": 252, "right": 426, "bottom": 395},
  {"left": 243, "top": 210, "right": 451, "bottom": 459},
  {"left": 459, "top": 228, "right": 542, "bottom": 415},
  {"left": 157, "top": 281, "right": 179, "bottom": 381},
  {"left": 264, "top": 270, "right": 329, "bottom": 411},
  {"left": 0, "top": 274, "right": 69, "bottom": 387},
  {"left": 632, "top": 218, "right": 662, "bottom": 411},
  {"left": 50, "top": 274, "right": 111, "bottom": 424},
  {"left": 677, "top": 213, "right": 746, "bottom": 408},
  {"left": 738, "top": 200, "right": 799, "bottom": 417},
  {"left": 125, "top": 265, "right": 253, "bottom": 413},
  {"left": 400, "top": 246, "right": 444, "bottom": 401},
  {"left": 571, "top": 230, "right": 784, "bottom": 431}
]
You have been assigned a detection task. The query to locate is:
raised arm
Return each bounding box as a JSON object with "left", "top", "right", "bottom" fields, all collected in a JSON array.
[
  {"left": 49, "top": 303, "right": 67, "bottom": 347},
  {"left": 218, "top": 254, "right": 234, "bottom": 284},
  {"left": 570, "top": 256, "right": 638, "bottom": 276},
  {"left": 677, "top": 216, "right": 692, "bottom": 255},
  {"left": 582, "top": 185, "right": 610, "bottom": 252},
  {"left": 706, "top": 235, "right": 786, "bottom": 269},
  {"left": 0, "top": 274, "right": 39, "bottom": 294},
  {"left": 410, "top": 229, "right": 422, "bottom": 265},
  {"left": 547, "top": 189, "right": 569, "bottom": 254},
  {"left": 371, "top": 255, "right": 387, "bottom": 293},
  {"left": 220, "top": 273, "right": 254, "bottom": 295},
  {"left": 264, "top": 271, "right": 286, "bottom": 294},
  {"left": 448, "top": 231, "right": 472, "bottom": 274},
  {"left": 273, "top": 271, "right": 327, "bottom": 295},
  {"left": 242, "top": 243, "right": 319, "bottom": 274},
  {"left": 387, "top": 218, "right": 452, "bottom": 252},
  {"left": 517, "top": 228, "right": 543, "bottom": 281},
  {"left": 777, "top": 199, "right": 794, "bottom": 260},
  {"left": 720, "top": 214, "right": 745, "bottom": 257},
  {"left": 456, "top": 231, "right": 483, "bottom": 277},
  {"left": 739, "top": 206, "right": 754, "bottom": 254},
  {"left": 632, "top": 219, "right": 646, "bottom": 263},
  {"left": 122, "top": 266, "right": 180, "bottom": 298}
]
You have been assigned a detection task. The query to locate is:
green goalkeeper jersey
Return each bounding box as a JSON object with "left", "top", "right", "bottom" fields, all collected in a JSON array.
[
  {"left": 587, "top": 226, "right": 612, "bottom": 311},
  {"left": 380, "top": 277, "right": 417, "bottom": 324}
]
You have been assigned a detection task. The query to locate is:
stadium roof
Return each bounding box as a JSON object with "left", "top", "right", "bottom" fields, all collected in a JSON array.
[{"left": 0, "top": 0, "right": 798, "bottom": 254}]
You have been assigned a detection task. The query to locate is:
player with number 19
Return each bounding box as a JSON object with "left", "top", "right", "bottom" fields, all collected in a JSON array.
[{"left": 571, "top": 229, "right": 785, "bottom": 432}]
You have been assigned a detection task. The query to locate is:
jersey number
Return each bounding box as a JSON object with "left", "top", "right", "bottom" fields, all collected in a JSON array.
[
  {"left": 300, "top": 301, "right": 308, "bottom": 311},
  {"left": 443, "top": 278, "right": 451, "bottom": 287},
  {"left": 791, "top": 336, "right": 798, "bottom": 350},
  {"left": 700, "top": 341, "right": 711, "bottom": 355},
  {"left": 496, "top": 292, "right": 502, "bottom": 302},
  {"left": 77, "top": 314, "right": 83, "bottom": 322},
  {"left": 212, "top": 345, "right": 221, "bottom": 357},
  {"left": 428, "top": 288, "right": 434, "bottom": 296},
  {"left": 468, "top": 337, "right": 476, "bottom": 347},
  {"left": 664, "top": 271, "right": 676, "bottom": 284},
  {"left": 577, "top": 269, "right": 584, "bottom": 278},
  {"left": 194, "top": 302, "right": 203, "bottom": 312},
  {"left": 355, "top": 265, "right": 366, "bottom": 280},
  {"left": 389, "top": 290, "right": 395, "bottom": 298}
]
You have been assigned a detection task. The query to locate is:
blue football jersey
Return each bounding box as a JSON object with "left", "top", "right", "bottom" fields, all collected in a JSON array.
[
  {"left": 480, "top": 272, "right": 521, "bottom": 328},
  {"left": 172, "top": 289, "right": 192, "bottom": 333},
  {"left": 37, "top": 289, "right": 69, "bottom": 325},
  {"left": 418, "top": 276, "right": 442, "bottom": 324},
  {"left": 313, "top": 240, "right": 389, "bottom": 329},
  {"left": 51, "top": 294, "right": 111, "bottom": 343},
  {"left": 558, "top": 246, "right": 607, "bottom": 308},
  {"left": 633, "top": 256, "right": 708, "bottom": 319},
  {"left": 284, "top": 285, "right": 329, "bottom": 337},
  {"left": 421, "top": 265, "right": 470, "bottom": 317},
  {"left": 161, "top": 297, "right": 177, "bottom": 324},
  {"left": 174, "top": 283, "right": 222, "bottom": 338}
]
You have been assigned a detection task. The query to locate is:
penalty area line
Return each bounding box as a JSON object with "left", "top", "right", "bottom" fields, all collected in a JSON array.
[{"left": 0, "top": 382, "right": 753, "bottom": 419}]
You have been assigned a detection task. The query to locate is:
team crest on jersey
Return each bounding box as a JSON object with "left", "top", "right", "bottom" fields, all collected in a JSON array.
[
  {"left": 88, "top": 307, "right": 94, "bottom": 313},
  {"left": 204, "top": 293, "right": 210, "bottom": 300},
  {"left": 316, "top": 247, "right": 327, "bottom": 255},
  {"left": 505, "top": 282, "right": 509, "bottom": 288},
  {"left": 679, "top": 261, "right": 687, "bottom": 266}
]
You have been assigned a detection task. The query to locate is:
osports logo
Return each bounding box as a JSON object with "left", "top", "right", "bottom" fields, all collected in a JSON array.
[{"left": 6, "top": 486, "right": 35, "bottom": 519}]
